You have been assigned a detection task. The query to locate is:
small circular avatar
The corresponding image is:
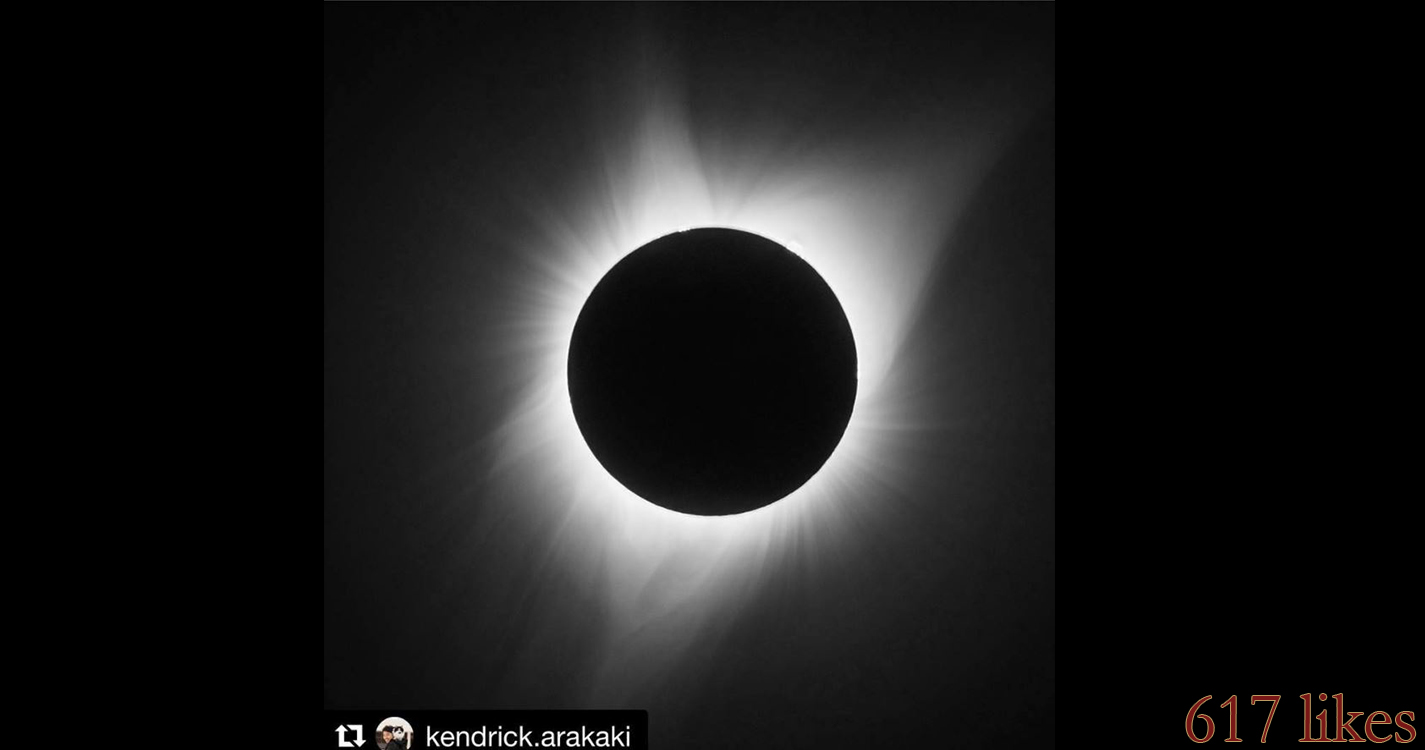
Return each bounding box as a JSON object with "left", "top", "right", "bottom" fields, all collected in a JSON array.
[
  {"left": 374, "top": 717, "right": 413, "bottom": 750},
  {"left": 568, "top": 228, "right": 857, "bottom": 516}
]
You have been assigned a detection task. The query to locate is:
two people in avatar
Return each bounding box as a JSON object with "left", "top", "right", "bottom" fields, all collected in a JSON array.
[{"left": 378, "top": 726, "right": 407, "bottom": 750}]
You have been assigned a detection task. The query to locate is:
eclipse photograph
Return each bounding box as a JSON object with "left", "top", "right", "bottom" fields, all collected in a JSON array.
[{"left": 325, "top": 3, "right": 1055, "bottom": 747}]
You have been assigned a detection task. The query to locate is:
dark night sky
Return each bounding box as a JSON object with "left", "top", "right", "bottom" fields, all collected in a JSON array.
[{"left": 325, "top": 4, "right": 1055, "bottom": 747}]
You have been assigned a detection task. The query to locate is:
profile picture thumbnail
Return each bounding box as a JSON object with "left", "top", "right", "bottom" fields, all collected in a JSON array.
[{"left": 375, "top": 717, "right": 415, "bottom": 750}]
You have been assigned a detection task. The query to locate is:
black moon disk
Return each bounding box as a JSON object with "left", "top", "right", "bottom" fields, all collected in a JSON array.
[{"left": 568, "top": 228, "right": 858, "bottom": 516}]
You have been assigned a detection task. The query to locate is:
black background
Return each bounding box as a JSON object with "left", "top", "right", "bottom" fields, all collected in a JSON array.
[{"left": 324, "top": 3, "right": 1417, "bottom": 747}]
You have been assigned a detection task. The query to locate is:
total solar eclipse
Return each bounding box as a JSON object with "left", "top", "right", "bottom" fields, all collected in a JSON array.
[{"left": 568, "top": 228, "right": 858, "bottom": 516}]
